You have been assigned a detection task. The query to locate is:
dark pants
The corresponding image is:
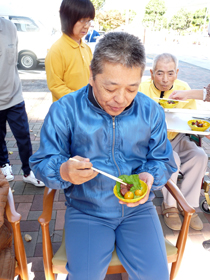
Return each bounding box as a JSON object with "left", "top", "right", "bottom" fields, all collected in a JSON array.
[{"left": 0, "top": 101, "right": 32, "bottom": 175}]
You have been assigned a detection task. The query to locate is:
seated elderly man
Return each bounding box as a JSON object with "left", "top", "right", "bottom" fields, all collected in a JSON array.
[
  {"left": 139, "top": 53, "right": 208, "bottom": 231},
  {"left": 30, "top": 33, "right": 176, "bottom": 280}
]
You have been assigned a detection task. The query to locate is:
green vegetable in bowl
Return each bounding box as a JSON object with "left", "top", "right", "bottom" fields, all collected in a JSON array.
[{"left": 116, "top": 174, "right": 142, "bottom": 199}]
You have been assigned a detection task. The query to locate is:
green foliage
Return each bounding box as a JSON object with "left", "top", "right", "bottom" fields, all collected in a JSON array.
[
  {"left": 191, "top": 8, "right": 209, "bottom": 31},
  {"left": 90, "top": 0, "right": 105, "bottom": 11},
  {"left": 97, "top": 10, "right": 136, "bottom": 31},
  {"left": 143, "top": 0, "right": 167, "bottom": 30},
  {"left": 169, "top": 8, "right": 192, "bottom": 33}
]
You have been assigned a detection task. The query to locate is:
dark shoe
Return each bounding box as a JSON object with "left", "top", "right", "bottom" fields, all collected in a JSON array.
[{"left": 202, "top": 239, "right": 210, "bottom": 251}]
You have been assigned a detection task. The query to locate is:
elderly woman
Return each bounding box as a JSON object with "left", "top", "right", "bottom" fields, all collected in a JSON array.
[
  {"left": 45, "top": 0, "right": 95, "bottom": 102},
  {"left": 30, "top": 32, "right": 177, "bottom": 280}
]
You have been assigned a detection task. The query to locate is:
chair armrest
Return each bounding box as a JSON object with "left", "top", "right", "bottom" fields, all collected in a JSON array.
[
  {"left": 5, "top": 188, "right": 21, "bottom": 223},
  {"left": 165, "top": 179, "right": 195, "bottom": 279},
  {"left": 38, "top": 187, "right": 56, "bottom": 225},
  {"left": 165, "top": 179, "right": 195, "bottom": 215}
]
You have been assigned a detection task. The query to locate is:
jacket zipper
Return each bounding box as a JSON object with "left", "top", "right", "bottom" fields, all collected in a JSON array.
[{"left": 112, "top": 116, "right": 124, "bottom": 217}]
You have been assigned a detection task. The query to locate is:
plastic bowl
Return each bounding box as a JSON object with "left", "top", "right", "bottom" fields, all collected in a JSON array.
[
  {"left": 159, "top": 100, "right": 179, "bottom": 109},
  {"left": 113, "top": 180, "right": 148, "bottom": 203},
  {"left": 187, "top": 119, "right": 210, "bottom": 132}
]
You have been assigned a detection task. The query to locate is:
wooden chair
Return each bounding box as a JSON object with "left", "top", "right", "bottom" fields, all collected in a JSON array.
[
  {"left": 5, "top": 188, "right": 29, "bottom": 280},
  {"left": 38, "top": 179, "right": 194, "bottom": 280}
]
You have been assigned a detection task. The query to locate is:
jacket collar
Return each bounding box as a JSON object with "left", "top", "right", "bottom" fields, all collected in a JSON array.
[
  {"left": 151, "top": 80, "right": 173, "bottom": 96},
  {"left": 62, "top": 33, "right": 85, "bottom": 49}
]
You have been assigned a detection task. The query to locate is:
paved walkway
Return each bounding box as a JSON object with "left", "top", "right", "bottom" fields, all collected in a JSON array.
[{"left": 9, "top": 58, "right": 210, "bottom": 280}]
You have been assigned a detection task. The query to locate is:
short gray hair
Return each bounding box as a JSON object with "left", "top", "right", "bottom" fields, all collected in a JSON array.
[
  {"left": 152, "top": 53, "right": 178, "bottom": 72},
  {"left": 91, "top": 32, "right": 146, "bottom": 79}
]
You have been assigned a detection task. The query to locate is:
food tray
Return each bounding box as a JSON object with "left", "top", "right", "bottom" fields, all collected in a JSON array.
[{"left": 164, "top": 108, "right": 210, "bottom": 135}]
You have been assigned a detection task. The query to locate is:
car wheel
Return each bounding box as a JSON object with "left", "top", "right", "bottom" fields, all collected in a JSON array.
[{"left": 18, "top": 52, "right": 37, "bottom": 70}]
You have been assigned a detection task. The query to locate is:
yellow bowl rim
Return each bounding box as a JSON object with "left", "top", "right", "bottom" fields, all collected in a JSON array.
[
  {"left": 113, "top": 180, "right": 148, "bottom": 203},
  {"left": 187, "top": 119, "right": 210, "bottom": 131},
  {"left": 159, "top": 100, "right": 178, "bottom": 108}
]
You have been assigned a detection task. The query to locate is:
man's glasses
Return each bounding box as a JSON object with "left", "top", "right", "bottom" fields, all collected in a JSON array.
[{"left": 79, "top": 19, "right": 92, "bottom": 26}]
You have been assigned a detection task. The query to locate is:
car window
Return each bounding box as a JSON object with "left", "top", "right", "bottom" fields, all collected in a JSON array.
[{"left": 9, "top": 16, "right": 39, "bottom": 32}]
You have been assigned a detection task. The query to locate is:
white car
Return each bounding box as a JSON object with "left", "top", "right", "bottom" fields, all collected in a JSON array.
[{"left": 1, "top": 15, "right": 55, "bottom": 70}]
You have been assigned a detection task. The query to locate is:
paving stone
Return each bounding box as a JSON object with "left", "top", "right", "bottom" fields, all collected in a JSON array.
[
  {"left": 54, "top": 189, "right": 59, "bottom": 201},
  {"left": 21, "top": 231, "right": 38, "bottom": 257},
  {"left": 34, "top": 243, "right": 43, "bottom": 257},
  {"left": 7, "top": 147, "right": 19, "bottom": 152},
  {"left": 6, "top": 132, "right": 14, "bottom": 138},
  {"left": 153, "top": 197, "right": 163, "bottom": 206},
  {"left": 154, "top": 190, "right": 163, "bottom": 198},
  {"left": 27, "top": 256, "right": 44, "bottom": 272},
  {"left": 202, "top": 223, "right": 210, "bottom": 240},
  {"left": 17, "top": 202, "right": 32, "bottom": 220},
  {"left": 9, "top": 159, "right": 22, "bottom": 165},
  {"left": 53, "top": 201, "right": 66, "bottom": 210},
  {"left": 203, "top": 213, "right": 210, "bottom": 223},
  {"left": 156, "top": 205, "right": 162, "bottom": 215},
  {"left": 9, "top": 180, "right": 15, "bottom": 189},
  {"left": 52, "top": 242, "right": 62, "bottom": 255},
  {"left": 52, "top": 230, "right": 63, "bottom": 242},
  {"left": 197, "top": 212, "right": 209, "bottom": 223},
  {"left": 14, "top": 174, "right": 23, "bottom": 181},
  {"left": 8, "top": 151, "right": 19, "bottom": 160},
  {"left": 28, "top": 210, "right": 56, "bottom": 220},
  {"left": 13, "top": 181, "right": 25, "bottom": 194},
  {"left": 37, "top": 219, "right": 55, "bottom": 243},
  {"left": 104, "top": 274, "right": 122, "bottom": 280},
  {"left": 59, "top": 193, "right": 66, "bottom": 201},
  {"left": 12, "top": 164, "right": 22, "bottom": 175},
  {"left": 20, "top": 220, "right": 40, "bottom": 232},
  {"left": 121, "top": 273, "right": 128, "bottom": 280},
  {"left": 14, "top": 194, "right": 34, "bottom": 203},
  {"left": 23, "top": 185, "right": 45, "bottom": 195},
  {"left": 55, "top": 210, "right": 65, "bottom": 230},
  {"left": 31, "top": 194, "right": 44, "bottom": 210}
]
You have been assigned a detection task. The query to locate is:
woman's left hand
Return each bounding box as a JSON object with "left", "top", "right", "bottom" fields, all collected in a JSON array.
[{"left": 119, "top": 172, "right": 153, "bottom": 207}]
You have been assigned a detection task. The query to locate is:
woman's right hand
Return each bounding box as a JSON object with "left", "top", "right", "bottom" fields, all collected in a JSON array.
[
  {"left": 60, "top": 156, "right": 98, "bottom": 184},
  {"left": 168, "top": 90, "right": 188, "bottom": 100}
]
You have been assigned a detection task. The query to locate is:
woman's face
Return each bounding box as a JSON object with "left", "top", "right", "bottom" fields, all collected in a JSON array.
[{"left": 71, "top": 18, "right": 91, "bottom": 43}]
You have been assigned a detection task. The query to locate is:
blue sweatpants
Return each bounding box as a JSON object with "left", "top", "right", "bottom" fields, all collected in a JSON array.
[
  {"left": 0, "top": 101, "right": 32, "bottom": 175},
  {"left": 64, "top": 201, "right": 169, "bottom": 280}
]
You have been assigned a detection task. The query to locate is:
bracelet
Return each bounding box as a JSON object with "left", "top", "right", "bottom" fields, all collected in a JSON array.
[{"left": 204, "top": 84, "right": 210, "bottom": 102}]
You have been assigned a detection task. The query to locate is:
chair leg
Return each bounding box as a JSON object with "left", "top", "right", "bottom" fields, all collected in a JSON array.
[
  {"left": 41, "top": 224, "right": 55, "bottom": 280},
  {"left": 12, "top": 222, "right": 29, "bottom": 280},
  {"left": 169, "top": 214, "right": 191, "bottom": 280}
]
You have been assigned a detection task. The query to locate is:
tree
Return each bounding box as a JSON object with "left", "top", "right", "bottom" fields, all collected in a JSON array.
[
  {"left": 169, "top": 8, "right": 192, "bottom": 34},
  {"left": 97, "top": 10, "right": 125, "bottom": 31},
  {"left": 97, "top": 9, "right": 136, "bottom": 31},
  {"left": 90, "top": 0, "right": 105, "bottom": 11},
  {"left": 143, "top": 0, "right": 167, "bottom": 30},
  {"left": 191, "top": 8, "right": 209, "bottom": 32}
]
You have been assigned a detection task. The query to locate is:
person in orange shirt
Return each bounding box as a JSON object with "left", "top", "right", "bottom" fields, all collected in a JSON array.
[{"left": 45, "top": 0, "right": 95, "bottom": 102}]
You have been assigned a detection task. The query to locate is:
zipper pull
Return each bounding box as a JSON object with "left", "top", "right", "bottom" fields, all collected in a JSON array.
[{"left": 112, "top": 117, "right": 115, "bottom": 129}]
